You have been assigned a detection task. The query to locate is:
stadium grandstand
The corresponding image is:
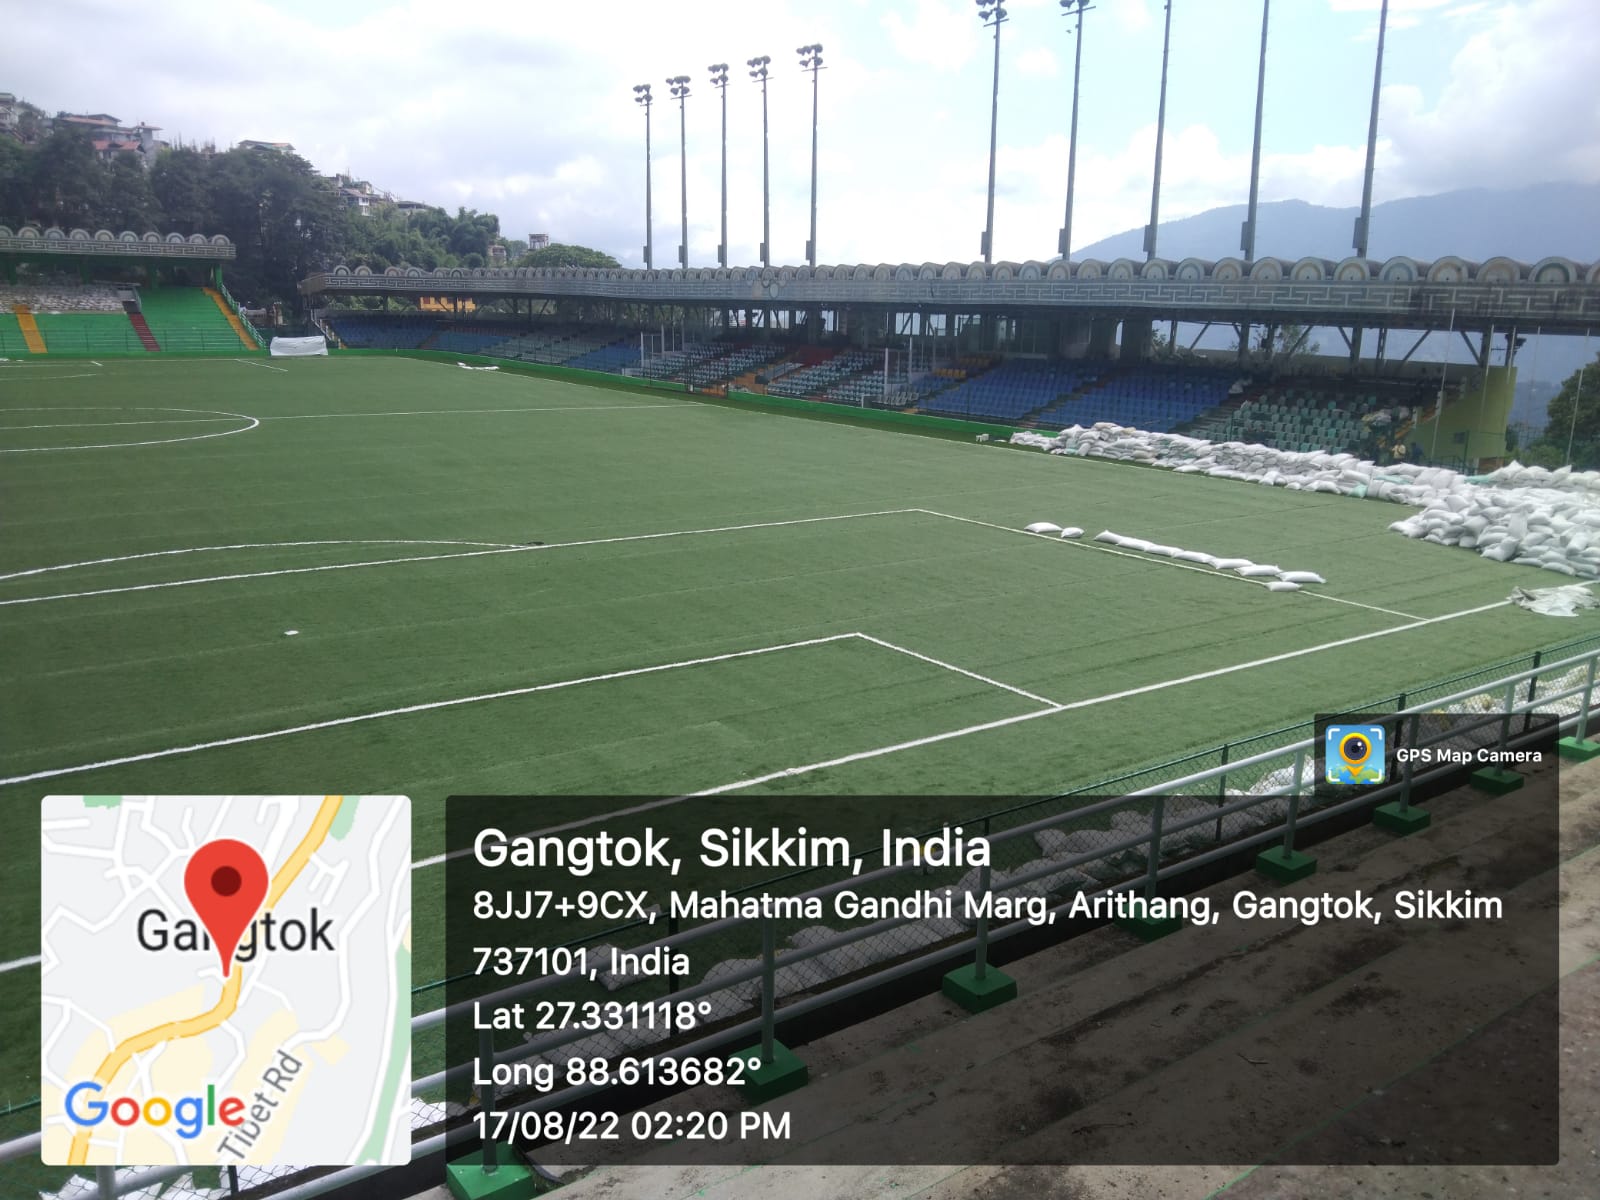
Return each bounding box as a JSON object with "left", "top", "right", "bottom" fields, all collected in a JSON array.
[{"left": 0, "top": 225, "right": 264, "bottom": 354}]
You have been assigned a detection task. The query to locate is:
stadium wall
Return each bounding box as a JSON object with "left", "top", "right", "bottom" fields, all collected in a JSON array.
[{"left": 343, "top": 348, "right": 1030, "bottom": 439}]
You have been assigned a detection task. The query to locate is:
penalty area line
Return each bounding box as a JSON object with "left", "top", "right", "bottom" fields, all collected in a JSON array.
[
  {"left": 0, "top": 633, "right": 864, "bottom": 790},
  {"left": 0, "top": 508, "right": 917, "bottom": 607},
  {"left": 685, "top": 593, "right": 1518, "bottom": 798},
  {"left": 236, "top": 357, "right": 289, "bottom": 372}
]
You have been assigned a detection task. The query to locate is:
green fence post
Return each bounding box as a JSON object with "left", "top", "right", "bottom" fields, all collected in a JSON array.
[
  {"left": 1116, "top": 797, "right": 1182, "bottom": 941},
  {"left": 1257, "top": 747, "right": 1316, "bottom": 881},
  {"left": 1472, "top": 679, "right": 1525, "bottom": 793},
  {"left": 1376, "top": 712, "right": 1430, "bottom": 833},
  {"left": 737, "top": 917, "right": 807, "bottom": 1102},
  {"left": 442, "top": 1028, "right": 537, "bottom": 1200},
  {"left": 1559, "top": 654, "right": 1600, "bottom": 759},
  {"left": 942, "top": 815, "right": 1017, "bottom": 1010}
]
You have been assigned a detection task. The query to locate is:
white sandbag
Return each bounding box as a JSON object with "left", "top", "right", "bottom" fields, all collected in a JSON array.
[
  {"left": 1265, "top": 580, "right": 1302, "bottom": 592},
  {"left": 1025, "top": 522, "right": 1062, "bottom": 534},
  {"left": 1060, "top": 526, "right": 1084, "bottom": 538},
  {"left": 1120, "top": 538, "right": 1153, "bottom": 552},
  {"left": 1175, "top": 550, "right": 1216, "bottom": 565},
  {"left": 1236, "top": 564, "right": 1283, "bottom": 577},
  {"left": 1093, "top": 530, "right": 1122, "bottom": 544},
  {"left": 1279, "top": 571, "right": 1326, "bottom": 584},
  {"left": 1211, "top": 557, "right": 1252, "bottom": 570}
]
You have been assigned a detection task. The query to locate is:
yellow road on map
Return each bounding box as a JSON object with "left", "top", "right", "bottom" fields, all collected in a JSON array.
[{"left": 66, "top": 796, "right": 344, "bottom": 1165}]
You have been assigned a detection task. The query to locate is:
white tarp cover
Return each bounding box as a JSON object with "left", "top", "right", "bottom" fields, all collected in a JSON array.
[
  {"left": 1509, "top": 585, "right": 1600, "bottom": 617},
  {"left": 269, "top": 335, "right": 327, "bottom": 357}
]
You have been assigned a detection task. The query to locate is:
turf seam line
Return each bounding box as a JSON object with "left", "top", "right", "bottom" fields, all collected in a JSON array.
[
  {"left": 0, "top": 508, "right": 920, "bottom": 607},
  {"left": 0, "top": 633, "right": 864, "bottom": 790}
]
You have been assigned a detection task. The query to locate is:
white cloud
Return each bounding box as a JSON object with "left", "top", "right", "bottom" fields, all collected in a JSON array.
[
  {"left": 881, "top": 0, "right": 980, "bottom": 71},
  {"left": 1017, "top": 47, "right": 1060, "bottom": 78}
]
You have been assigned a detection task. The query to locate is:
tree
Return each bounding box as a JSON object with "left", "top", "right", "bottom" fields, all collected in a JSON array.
[
  {"left": 29, "top": 128, "right": 105, "bottom": 228},
  {"left": 102, "top": 151, "right": 161, "bottom": 231},
  {"left": 517, "top": 243, "right": 621, "bottom": 269},
  {"left": 1534, "top": 350, "right": 1600, "bottom": 469},
  {"left": 151, "top": 147, "right": 212, "bottom": 233}
]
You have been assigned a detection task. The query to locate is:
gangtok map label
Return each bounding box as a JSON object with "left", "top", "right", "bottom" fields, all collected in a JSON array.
[{"left": 39, "top": 795, "right": 412, "bottom": 1167}]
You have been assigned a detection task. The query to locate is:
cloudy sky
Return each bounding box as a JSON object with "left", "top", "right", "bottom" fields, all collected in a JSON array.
[{"left": 9, "top": 0, "right": 1598, "bottom": 267}]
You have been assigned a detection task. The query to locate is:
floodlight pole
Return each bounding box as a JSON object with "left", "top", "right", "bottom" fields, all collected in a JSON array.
[
  {"left": 978, "top": 5, "right": 1007, "bottom": 264},
  {"left": 1145, "top": 0, "right": 1173, "bottom": 262},
  {"left": 1354, "top": 0, "right": 1389, "bottom": 256},
  {"left": 1058, "top": 1, "right": 1093, "bottom": 263},
  {"left": 634, "top": 84, "right": 654, "bottom": 269},
  {"left": 1241, "top": 0, "right": 1269, "bottom": 262},
  {"left": 667, "top": 76, "right": 691, "bottom": 268},
  {"left": 798, "top": 45, "right": 824, "bottom": 267},
  {"left": 749, "top": 57, "right": 772, "bottom": 267},
  {"left": 709, "top": 65, "right": 730, "bottom": 268}
]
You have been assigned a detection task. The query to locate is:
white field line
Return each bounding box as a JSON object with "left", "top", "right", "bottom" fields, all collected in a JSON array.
[
  {"left": 685, "top": 593, "right": 1519, "bottom": 798},
  {"left": 264, "top": 403, "right": 698, "bottom": 420},
  {"left": 0, "top": 508, "right": 916, "bottom": 607},
  {"left": 0, "top": 955, "right": 41, "bottom": 974},
  {"left": 853, "top": 632, "right": 1062, "bottom": 707},
  {"left": 911, "top": 507, "right": 1424, "bottom": 620},
  {"left": 0, "top": 634, "right": 863, "bottom": 789},
  {"left": 0, "top": 372, "right": 101, "bottom": 381},
  {"left": 0, "top": 539, "right": 525, "bottom": 583},
  {"left": 0, "top": 407, "right": 258, "bottom": 453},
  {"left": 236, "top": 357, "right": 289, "bottom": 372},
  {"left": 409, "top": 631, "right": 1063, "bottom": 860},
  {"left": 2, "top": 417, "right": 246, "bottom": 430},
  {"left": 1298, "top": 592, "right": 1422, "bottom": 621}
]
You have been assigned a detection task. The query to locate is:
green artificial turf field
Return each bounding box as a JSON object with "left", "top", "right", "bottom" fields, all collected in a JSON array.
[{"left": 3, "top": 353, "right": 1592, "bottom": 1181}]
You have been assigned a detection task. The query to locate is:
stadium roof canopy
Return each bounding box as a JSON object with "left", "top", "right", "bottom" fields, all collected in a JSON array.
[{"left": 301, "top": 254, "right": 1600, "bottom": 335}]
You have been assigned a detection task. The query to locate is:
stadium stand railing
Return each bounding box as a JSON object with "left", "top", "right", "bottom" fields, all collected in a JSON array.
[{"left": 767, "top": 348, "right": 877, "bottom": 398}]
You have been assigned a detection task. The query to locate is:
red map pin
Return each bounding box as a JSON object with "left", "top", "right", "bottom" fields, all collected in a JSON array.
[{"left": 184, "top": 839, "right": 269, "bottom": 978}]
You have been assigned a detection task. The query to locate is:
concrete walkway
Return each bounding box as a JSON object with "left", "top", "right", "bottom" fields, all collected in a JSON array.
[{"left": 424, "top": 752, "right": 1597, "bottom": 1200}]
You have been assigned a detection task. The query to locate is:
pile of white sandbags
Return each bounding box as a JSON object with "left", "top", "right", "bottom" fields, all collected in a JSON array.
[
  {"left": 1387, "top": 484, "right": 1600, "bottom": 577},
  {"left": 1009, "top": 422, "right": 1600, "bottom": 579},
  {"left": 1084, "top": 528, "right": 1326, "bottom": 590}
]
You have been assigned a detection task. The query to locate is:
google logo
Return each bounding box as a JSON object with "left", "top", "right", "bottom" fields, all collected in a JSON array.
[{"left": 64, "top": 1081, "right": 245, "bottom": 1141}]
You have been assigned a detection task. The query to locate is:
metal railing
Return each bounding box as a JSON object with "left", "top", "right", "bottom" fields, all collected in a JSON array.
[
  {"left": 217, "top": 283, "right": 268, "bottom": 349},
  {"left": 8, "top": 639, "right": 1598, "bottom": 1198}
]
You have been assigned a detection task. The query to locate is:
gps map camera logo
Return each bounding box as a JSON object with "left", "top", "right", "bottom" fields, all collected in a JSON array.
[{"left": 1325, "top": 724, "right": 1386, "bottom": 785}]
